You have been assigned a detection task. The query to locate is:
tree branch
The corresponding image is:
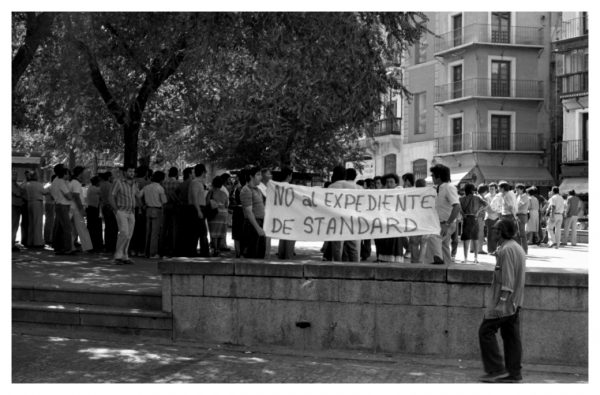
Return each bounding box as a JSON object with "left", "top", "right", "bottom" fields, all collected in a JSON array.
[
  {"left": 72, "top": 38, "right": 127, "bottom": 125},
  {"left": 12, "top": 12, "right": 55, "bottom": 89},
  {"left": 129, "top": 34, "right": 188, "bottom": 124},
  {"left": 102, "top": 22, "right": 149, "bottom": 74}
]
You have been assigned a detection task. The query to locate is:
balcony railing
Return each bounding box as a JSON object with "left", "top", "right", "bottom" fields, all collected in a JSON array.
[
  {"left": 558, "top": 15, "right": 588, "bottom": 41},
  {"left": 434, "top": 24, "right": 544, "bottom": 53},
  {"left": 561, "top": 139, "right": 588, "bottom": 162},
  {"left": 435, "top": 78, "right": 544, "bottom": 103},
  {"left": 558, "top": 71, "right": 588, "bottom": 96},
  {"left": 369, "top": 117, "right": 401, "bottom": 137},
  {"left": 436, "top": 132, "right": 544, "bottom": 154}
]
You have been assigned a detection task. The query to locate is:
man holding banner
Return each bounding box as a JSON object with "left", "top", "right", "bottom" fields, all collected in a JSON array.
[
  {"left": 428, "top": 164, "right": 461, "bottom": 265},
  {"left": 328, "top": 166, "right": 362, "bottom": 262}
]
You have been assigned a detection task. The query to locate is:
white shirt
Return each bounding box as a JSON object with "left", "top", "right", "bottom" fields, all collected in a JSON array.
[
  {"left": 69, "top": 179, "right": 83, "bottom": 210},
  {"left": 548, "top": 194, "right": 565, "bottom": 215}
]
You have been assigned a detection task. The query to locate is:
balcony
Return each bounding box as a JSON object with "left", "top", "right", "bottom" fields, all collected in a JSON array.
[
  {"left": 558, "top": 71, "right": 588, "bottom": 97},
  {"left": 434, "top": 78, "right": 544, "bottom": 104},
  {"left": 435, "top": 132, "right": 544, "bottom": 154},
  {"left": 434, "top": 24, "right": 544, "bottom": 54},
  {"left": 557, "top": 15, "right": 588, "bottom": 41},
  {"left": 369, "top": 117, "right": 401, "bottom": 137},
  {"left": 561, "top": 139, "right": 588, "bottom": 163}
]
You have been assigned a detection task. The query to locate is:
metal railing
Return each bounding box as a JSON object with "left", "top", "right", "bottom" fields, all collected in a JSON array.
[
  {"left": 435, "top": 78, "right": 544, "bottom": 102},
  {"left": 436, "top": 132, "right": 544, "bottom": 154},
  {"left": 558, "top": 71, "right": 588, "bottom": 96},
  {"left": 434, "top": 24, "right": 544, "bottom": 53},
  {"left": 561, "top": 139, "right": 588, "bottom": 162},
  {"left": 369, "top": 117, "right": 401, "bottom": 137},
  {"left": 558, "top": 15, "right": 588, "bottom": 41}
]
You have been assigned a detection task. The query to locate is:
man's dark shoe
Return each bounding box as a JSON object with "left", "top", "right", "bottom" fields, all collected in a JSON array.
[
  {"left": 122, "top": 258, "right": 134, "bottom": 264},
  {"left": 113, "top": 258, "right": 125, "bottom": 265},
  {"left": 430, "top": 255, "right": 444, "bottom": 265},
  {"left": 479, "top": 370, "right": 508, "bottom": 382},
  {"left": 494, "top": 374, "right": 523, "bottom": 383}
]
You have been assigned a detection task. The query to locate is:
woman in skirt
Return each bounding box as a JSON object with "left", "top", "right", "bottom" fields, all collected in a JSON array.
[
  {"left": 207, "top": 176, "right": 229, "bottom": 257},
  {"left": 459, "top": 183, "right": 488, "bottom": 263}
]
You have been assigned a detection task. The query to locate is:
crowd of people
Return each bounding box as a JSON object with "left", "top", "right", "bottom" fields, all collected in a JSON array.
[{"left": 11, "top": 162, "right": 584, "bottom": 265}]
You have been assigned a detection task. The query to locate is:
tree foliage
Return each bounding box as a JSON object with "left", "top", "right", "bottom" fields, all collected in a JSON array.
[{"left": 12, "top": 12, "right": 427, "bottom": 172}]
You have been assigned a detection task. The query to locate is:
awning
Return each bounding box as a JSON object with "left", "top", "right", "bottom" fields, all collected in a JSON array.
[
  {"left": 478, "top": 166, "right": 555, "bottom": 186},
  {"left": 425, "top": 170, "right": 473, "bottom": 186},
  {"left": 559, "top": 177, "right": 588, "bottom": 194}
]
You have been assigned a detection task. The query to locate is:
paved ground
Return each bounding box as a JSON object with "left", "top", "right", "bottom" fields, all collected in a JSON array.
[
  {"left": 11, "top": 233, "right": 589, "bottom": 294},
  {"left": 11, "top": 233, "right": 588, "bottom": 384},
  {"left": 11, "top": 325, "right": 587, "bottom": 383}
]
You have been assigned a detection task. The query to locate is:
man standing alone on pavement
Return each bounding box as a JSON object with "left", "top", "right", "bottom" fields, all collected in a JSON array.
[
  {"left": 478, "top": 218, "right": 526, "bottom": 383},
  {"left": 562, "top": 190, "right": 580, "bottom": 246},
  {"left": 109, "top": 166, "right": 140, "bottom": 264}
]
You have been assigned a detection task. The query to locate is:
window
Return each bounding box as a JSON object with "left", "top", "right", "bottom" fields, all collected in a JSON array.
[
  {"left": 452, "top": 64, "right": 463, "bottom": 99},
  {"left": 413, "top": 159, "right": 427, "bottom": 180},
  {"left": 384, "top": 154, "right": 397, "bottom": 175},
  {"left": 414, "top": 92, "right": 427, "bottom": 134},
  {"left": 562, "top": 48, "right": 588, "bottom": 75},
  {"left": 452, "top": 14, "right": 462, "bottom": 47},
  {"left": 491, "top": 60, "right": 511, "bottom": 96},
  {"left": 415, "top": 34, "right": 428, "bottom": 64},
  {"left": 452, "top": 117, "right": 463, "bottom": 151},
  {"left": 491, "top": 115, "right": 511, "bottom": 150},
  {"left": 491, "top": 12, "right": 511, "bottom": 43}
]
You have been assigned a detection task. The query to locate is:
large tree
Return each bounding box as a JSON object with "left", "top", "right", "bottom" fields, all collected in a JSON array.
[{"left": 12, "top": 12, "right": 427, "bottom": 171}]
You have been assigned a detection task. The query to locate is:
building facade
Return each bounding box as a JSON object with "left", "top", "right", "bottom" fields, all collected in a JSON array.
[
  {"left": 551, "top": 12, "right": 588, "bottom": 195},
  {"left": 358, "top": 11, "right": 588, "bottom": 192}
]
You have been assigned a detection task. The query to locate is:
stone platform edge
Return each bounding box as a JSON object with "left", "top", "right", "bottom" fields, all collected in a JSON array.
[{"left": 157, "top": 259, "right": 588, "bottom": 288}]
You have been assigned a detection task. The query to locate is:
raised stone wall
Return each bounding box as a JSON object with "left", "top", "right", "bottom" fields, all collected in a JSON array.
[{"left": 158, "top": 259, "right": 588, "bottom": 366}]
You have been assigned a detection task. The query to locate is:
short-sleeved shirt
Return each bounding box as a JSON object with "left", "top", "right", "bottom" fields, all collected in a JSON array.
[
  {"left": 435, "top": 182, "right": 459, "bottom": 222},
  {"left": 189, "top": 178, "right": 207, "bottom": 209},
  {"left": 240, "top": 184, "right": 265, "bottom": 220},
  {"left": 112, "top": 179, "right": 138, "bottom": 212},
  {"left": 500, "top": 191, "right": 517, "bottom": 216},
  {"left": 485, "top": 239, "right": 526, "bottom": 318},
  {"left": 141, "top": 182, "right": 167, "bottom": 208},
  {"left": 548, "top": 194, "right": 565, "bottom": 215},
  {"left": 460, "top": 194, "right": 487, "bottom": 216},
  {"left": 516, "top": 193, "right": 530, "bottom": 215},
  {"left": 69, "top": 179, "right": 84, "bottom": 210},
  {"left": 86, "top": 185, "right": 101, "bottom": 208},
  {"left": 50, "top": 178, "right": 71, "bottom": 205}
]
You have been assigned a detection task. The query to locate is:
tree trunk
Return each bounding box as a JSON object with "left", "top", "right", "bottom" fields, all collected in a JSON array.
[{"left": 123, "top": 123, "right": 139, "bottom": 169}]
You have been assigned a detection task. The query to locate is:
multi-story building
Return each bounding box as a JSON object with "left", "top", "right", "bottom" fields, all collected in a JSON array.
[
  {"left": 418, "top": 12, "right": 556, "bottom": 189},
  {"left": 551, "top": 12, "right": 588, "bottom": 195},
  {"left": 359, "top": 11, "right": 587, "bottom": 194}
]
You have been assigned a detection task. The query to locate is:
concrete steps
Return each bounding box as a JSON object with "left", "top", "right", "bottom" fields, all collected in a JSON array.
[{"left": 12, "top": 285, "right": 172, "bottom": 338}]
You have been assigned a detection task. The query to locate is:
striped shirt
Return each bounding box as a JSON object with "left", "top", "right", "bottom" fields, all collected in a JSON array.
[{"left": 112, "top": 179, "right": 139, "bottom": 212}]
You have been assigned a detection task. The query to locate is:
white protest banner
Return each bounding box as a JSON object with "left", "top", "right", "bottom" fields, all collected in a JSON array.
[{"left": 264, "top": 181, "right": 441, "bottom": 241}]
